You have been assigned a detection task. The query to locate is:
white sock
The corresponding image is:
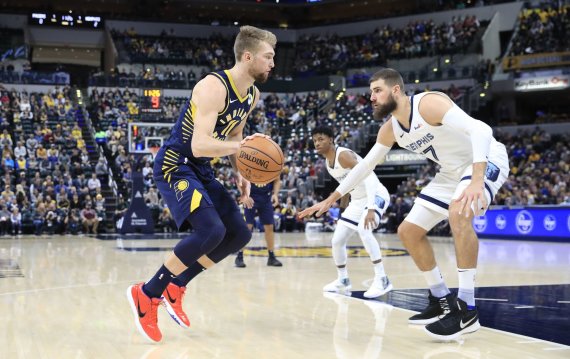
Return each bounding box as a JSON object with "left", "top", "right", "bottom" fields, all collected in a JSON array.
[
  {"left": 457, "top": 268, "right": 476, "bottom": 307},
  {"left": 337, "top": 266, "right": 348, "bottom": 280},
  {"left": 373, "top": 262, "right": 385, "bottom": 278},
  {"left": 423, "top": 266, "right": 450, "bottom": 298}
]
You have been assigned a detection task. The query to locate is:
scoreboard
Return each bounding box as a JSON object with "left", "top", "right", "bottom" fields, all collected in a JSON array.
[
  {"left": 29, "top": 12, "right": 104, "bottom": 28},
  {"left": 140, "top": 89, "right": 163, "bottom": 115}
]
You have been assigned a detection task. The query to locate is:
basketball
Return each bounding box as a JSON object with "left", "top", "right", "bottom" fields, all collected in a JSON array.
[{"left": 237, "top": 136, "right": 284, "bottom": 185}]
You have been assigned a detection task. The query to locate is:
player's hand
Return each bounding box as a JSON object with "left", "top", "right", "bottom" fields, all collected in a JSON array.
[
  {"left": 456, "top": 180, "right": 487, "bottom": 217},
  {"left": 298, "top": 195, "right": 336, "bottom": 219},
  {"left": 364, "top": 209, "right": 377, "bottom": 230},
  {"left": 240, "top": 133, "right": 270, "bottom": 145},
  {"left": 236, "top": 172, "right": 251, "bottom": 199},
  {"left": 240, "top": 196, "right": 254, "bottom": 209},
  {"left": 271, "top": 194, "right": 279, "bottom": 207}
]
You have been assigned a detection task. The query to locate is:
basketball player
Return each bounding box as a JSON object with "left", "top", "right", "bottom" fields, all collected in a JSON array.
[
  {"left": 299, "top": 68, "right": 509, "bottom": 341},
  {"left": 311, "top": 126, "right": 392, "bottom": 299},
  {"left": 235, "top": 177, "right": 283, "bottom": 267},
  {"left": 127, "top": 26, "right": 276, "bottom": 342}
]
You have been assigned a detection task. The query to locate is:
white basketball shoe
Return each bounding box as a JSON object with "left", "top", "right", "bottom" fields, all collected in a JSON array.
[
  {"left": 363, "top": 276, "right": 393, "bottom": 298},
  {"left": 323, "top": 278, "right": 352, "bottom": 293}
]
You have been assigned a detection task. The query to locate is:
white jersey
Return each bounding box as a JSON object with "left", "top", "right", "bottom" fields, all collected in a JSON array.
[
  {"left": 391, "top": 91, "right": 505, "bottom": 176},
  {"left": 326, "top": 146, "right": 389, "bottom": 201}
]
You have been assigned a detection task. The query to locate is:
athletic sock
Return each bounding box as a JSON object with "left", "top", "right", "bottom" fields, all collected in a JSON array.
[
  {"left": 337, "top": 266, "right": 348, "bottom": 280},
  {"left": 457, "top": 267, "right": 476, "bottom": 308},
  {"left": 373, "top": 261, "right": 386, "bottom": 278},
  {"left": 172, "top": 262, "right": 206, "bottom": 287},
  {"left": 143, "top": 265, "right": 175, "bottom": 298},
  {"left": 423, "top": 266, "right": 450, "bottom": 298}
]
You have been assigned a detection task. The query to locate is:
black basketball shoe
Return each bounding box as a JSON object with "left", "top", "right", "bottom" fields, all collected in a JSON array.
[
  {"left": 425, "top": 298, "right": 480, "bottom": 341},
  {"left": 235, "top": 252, "right": 246, "bottom": 268},
  {"left": 408, "top": 291, "right": 455, "bottom": 325},
  {"left": 267, "top": 255, "right": 283, "bottom": 267}
]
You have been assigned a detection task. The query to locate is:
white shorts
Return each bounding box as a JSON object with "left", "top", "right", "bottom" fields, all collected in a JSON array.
[
  {"left": 338, "top": 193, "right": 390, "bottom": 230},
  {"left": 407, "top": 143, "right": 509, "bottom": 231}
]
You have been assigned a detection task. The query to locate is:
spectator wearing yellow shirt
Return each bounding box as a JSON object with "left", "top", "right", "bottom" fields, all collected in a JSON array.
[
  {"left": 36, "top": 144, "right": 48, "bottom": 160},
  {"left": 71, "top": 124, "right": 82, "bottom": 140}
]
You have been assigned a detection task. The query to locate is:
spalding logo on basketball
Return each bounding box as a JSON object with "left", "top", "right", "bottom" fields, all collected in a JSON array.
[{"left": 237, "top": 136, "right": 284, "bottom": 185}]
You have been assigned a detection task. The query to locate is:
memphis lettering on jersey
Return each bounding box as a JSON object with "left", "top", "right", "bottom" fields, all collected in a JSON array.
[
  {"left": 404, "top": 133, "right": 435, "bottom": 151},
  {"left": 240, "top": 151, "right": 269, "bottom": 168}
]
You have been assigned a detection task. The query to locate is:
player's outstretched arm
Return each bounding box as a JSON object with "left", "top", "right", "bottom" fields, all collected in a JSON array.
[
  {"left": 191, "top": 76, "right": 242, "bottom": 158},
  {"left": 298, "top": 122, "right": 396, "bottom": 219}
]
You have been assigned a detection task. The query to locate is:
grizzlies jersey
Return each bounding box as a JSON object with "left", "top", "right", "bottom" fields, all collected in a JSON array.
[
  {"left": 250, "top": 182, "right": 274, "bottom": 199},
  {"left": 391, "top": 91, "right": 504, "bottom": 175},
  {"left": 326, "top": 146, "right": 389, "bottom": 201},
  {"left": 162, "top": 70, "right": 257, "bottom": 180}
]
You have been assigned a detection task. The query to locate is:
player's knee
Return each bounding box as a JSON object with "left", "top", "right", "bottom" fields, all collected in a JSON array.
[
  {"left": 397, "top": 222, "right": 416, "bottom": 243},
  {"left": 233, "top": 221, "right": 253, "bottom": 248},
  {"left": 197, "top": 219, "right": 226, "bottom": 254},
  {"left": 357, "top": 226, "right": 372, "bottom": 238},
  {"left": 448, "top": 205, "right": 473, "bottom": 233}
]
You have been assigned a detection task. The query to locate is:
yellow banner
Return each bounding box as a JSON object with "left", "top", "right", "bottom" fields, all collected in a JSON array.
[{"left": 503, "top": 52, "right": 570, "bottom": 70}]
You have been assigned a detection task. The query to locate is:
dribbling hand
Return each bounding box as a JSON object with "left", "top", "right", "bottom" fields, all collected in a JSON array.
[{"left": 240, "top": 133, "right": 271, "bottom": 145}]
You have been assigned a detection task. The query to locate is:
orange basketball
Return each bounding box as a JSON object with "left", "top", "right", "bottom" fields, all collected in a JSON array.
[{"left": 237, "top": 137, "right": 284, "bottom": 185}]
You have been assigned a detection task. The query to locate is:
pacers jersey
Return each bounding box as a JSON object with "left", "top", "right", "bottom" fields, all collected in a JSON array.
[
  {"left": 391, "top": 91, "right": 502, "bottom": 175},
  {"left": 250, "top": 182, "right": 273, "bottom": 199},
  {"left": 162, "top": 70, "right": 256, "bottom": 179},
  {"left": 326, "top": 146, "right": 389, "bottom": 201}
]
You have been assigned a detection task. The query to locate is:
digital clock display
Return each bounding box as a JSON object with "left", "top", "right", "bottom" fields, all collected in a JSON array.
[{"left": 140, "top": 88, "right": 163, "bottom": 115}]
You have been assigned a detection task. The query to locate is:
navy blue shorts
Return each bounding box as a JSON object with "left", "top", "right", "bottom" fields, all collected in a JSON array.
[
  {"left": 244, "top": 196, "right": 274, "bottom": 226},
  {"left": 154, "top": 147, "right": 240, "bottom": 230}
]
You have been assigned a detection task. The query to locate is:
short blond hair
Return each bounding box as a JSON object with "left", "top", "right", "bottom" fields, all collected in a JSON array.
[{"left": 234, "top": 25, "right": 277, "bottom": 62}]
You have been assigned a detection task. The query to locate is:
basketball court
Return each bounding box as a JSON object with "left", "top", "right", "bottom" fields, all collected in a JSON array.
[{"left": 1, "top": 232, "right": 568, "bottom": 358}]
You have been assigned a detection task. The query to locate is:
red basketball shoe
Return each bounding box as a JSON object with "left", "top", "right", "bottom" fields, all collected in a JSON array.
[
  {"left": 127, "top": 283, "right": 163, "bottom": 342},
  {"left": 162, "top": 282, "right": 190, "bottom": 328}
]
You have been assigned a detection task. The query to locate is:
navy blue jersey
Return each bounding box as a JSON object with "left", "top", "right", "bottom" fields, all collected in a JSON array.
[
  {"left": 162, "top": 70, "right": 257, "bottom": 181},
  {"left": 250, "top": 182, "right": 274, "bottom": 199}
]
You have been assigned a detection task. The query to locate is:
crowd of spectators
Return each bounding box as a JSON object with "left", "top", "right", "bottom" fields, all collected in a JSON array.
[
  {"left": 0, "top": 87, "right": 108, "bottom": 236},
  {"left": 294, "top": 16, "right": 482, "bottom": 76},
  {"left": 112, "top": 28, "right": 235, "bottom": 70},
  {"left": 508, "top": 2, "right": 570, "bottom": 56},
  {"left": 89, "top": 66, "right": 201, "bottom": 89}
]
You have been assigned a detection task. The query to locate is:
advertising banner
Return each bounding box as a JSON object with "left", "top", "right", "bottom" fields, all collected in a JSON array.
[{"left": 473, "top": 206, "right": 570, "bottom": 242}]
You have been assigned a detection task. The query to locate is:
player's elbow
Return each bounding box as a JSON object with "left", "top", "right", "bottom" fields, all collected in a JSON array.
[{"left": 191, "top": 137, "right": 207, "bottom": 158}]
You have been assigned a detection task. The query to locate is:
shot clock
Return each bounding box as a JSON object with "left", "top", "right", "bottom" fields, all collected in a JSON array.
[{"left": 140, "top": 88, "right": 163, "bottom": 115}]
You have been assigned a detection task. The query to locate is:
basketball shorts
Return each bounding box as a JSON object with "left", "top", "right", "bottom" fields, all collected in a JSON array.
[
  {"left": 244, "top": 195, "right": 274, "bottom": 226},
  {"left": 154, "top": 147, "right": 240, "bottom": 230},
  {"left": 407, "top": 142, "right": 510, "bottom": 231},
  {"left": 338, "top": 192, "right": 390, "bottom": 231}
]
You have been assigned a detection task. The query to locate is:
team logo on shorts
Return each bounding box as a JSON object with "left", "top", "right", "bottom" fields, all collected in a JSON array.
[
  {"left": 174, "top": 179, "right": 190, "bottom": 201},
  {"left": 543, "top": 215, "right": 557, "bottom": 231},
  {"left": 495, "top": 214, "right": 507, "bottom": 230},
  {"left": 515, "top": 210, "right": 533, "bottom": 234},
  {"left": 473, "top": 216, "right": 487, "bottom": 232}
]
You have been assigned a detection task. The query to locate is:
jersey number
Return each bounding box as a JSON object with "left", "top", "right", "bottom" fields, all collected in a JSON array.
[{"left": 422, "top": 145, "right": 439, "bottom": 161}]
